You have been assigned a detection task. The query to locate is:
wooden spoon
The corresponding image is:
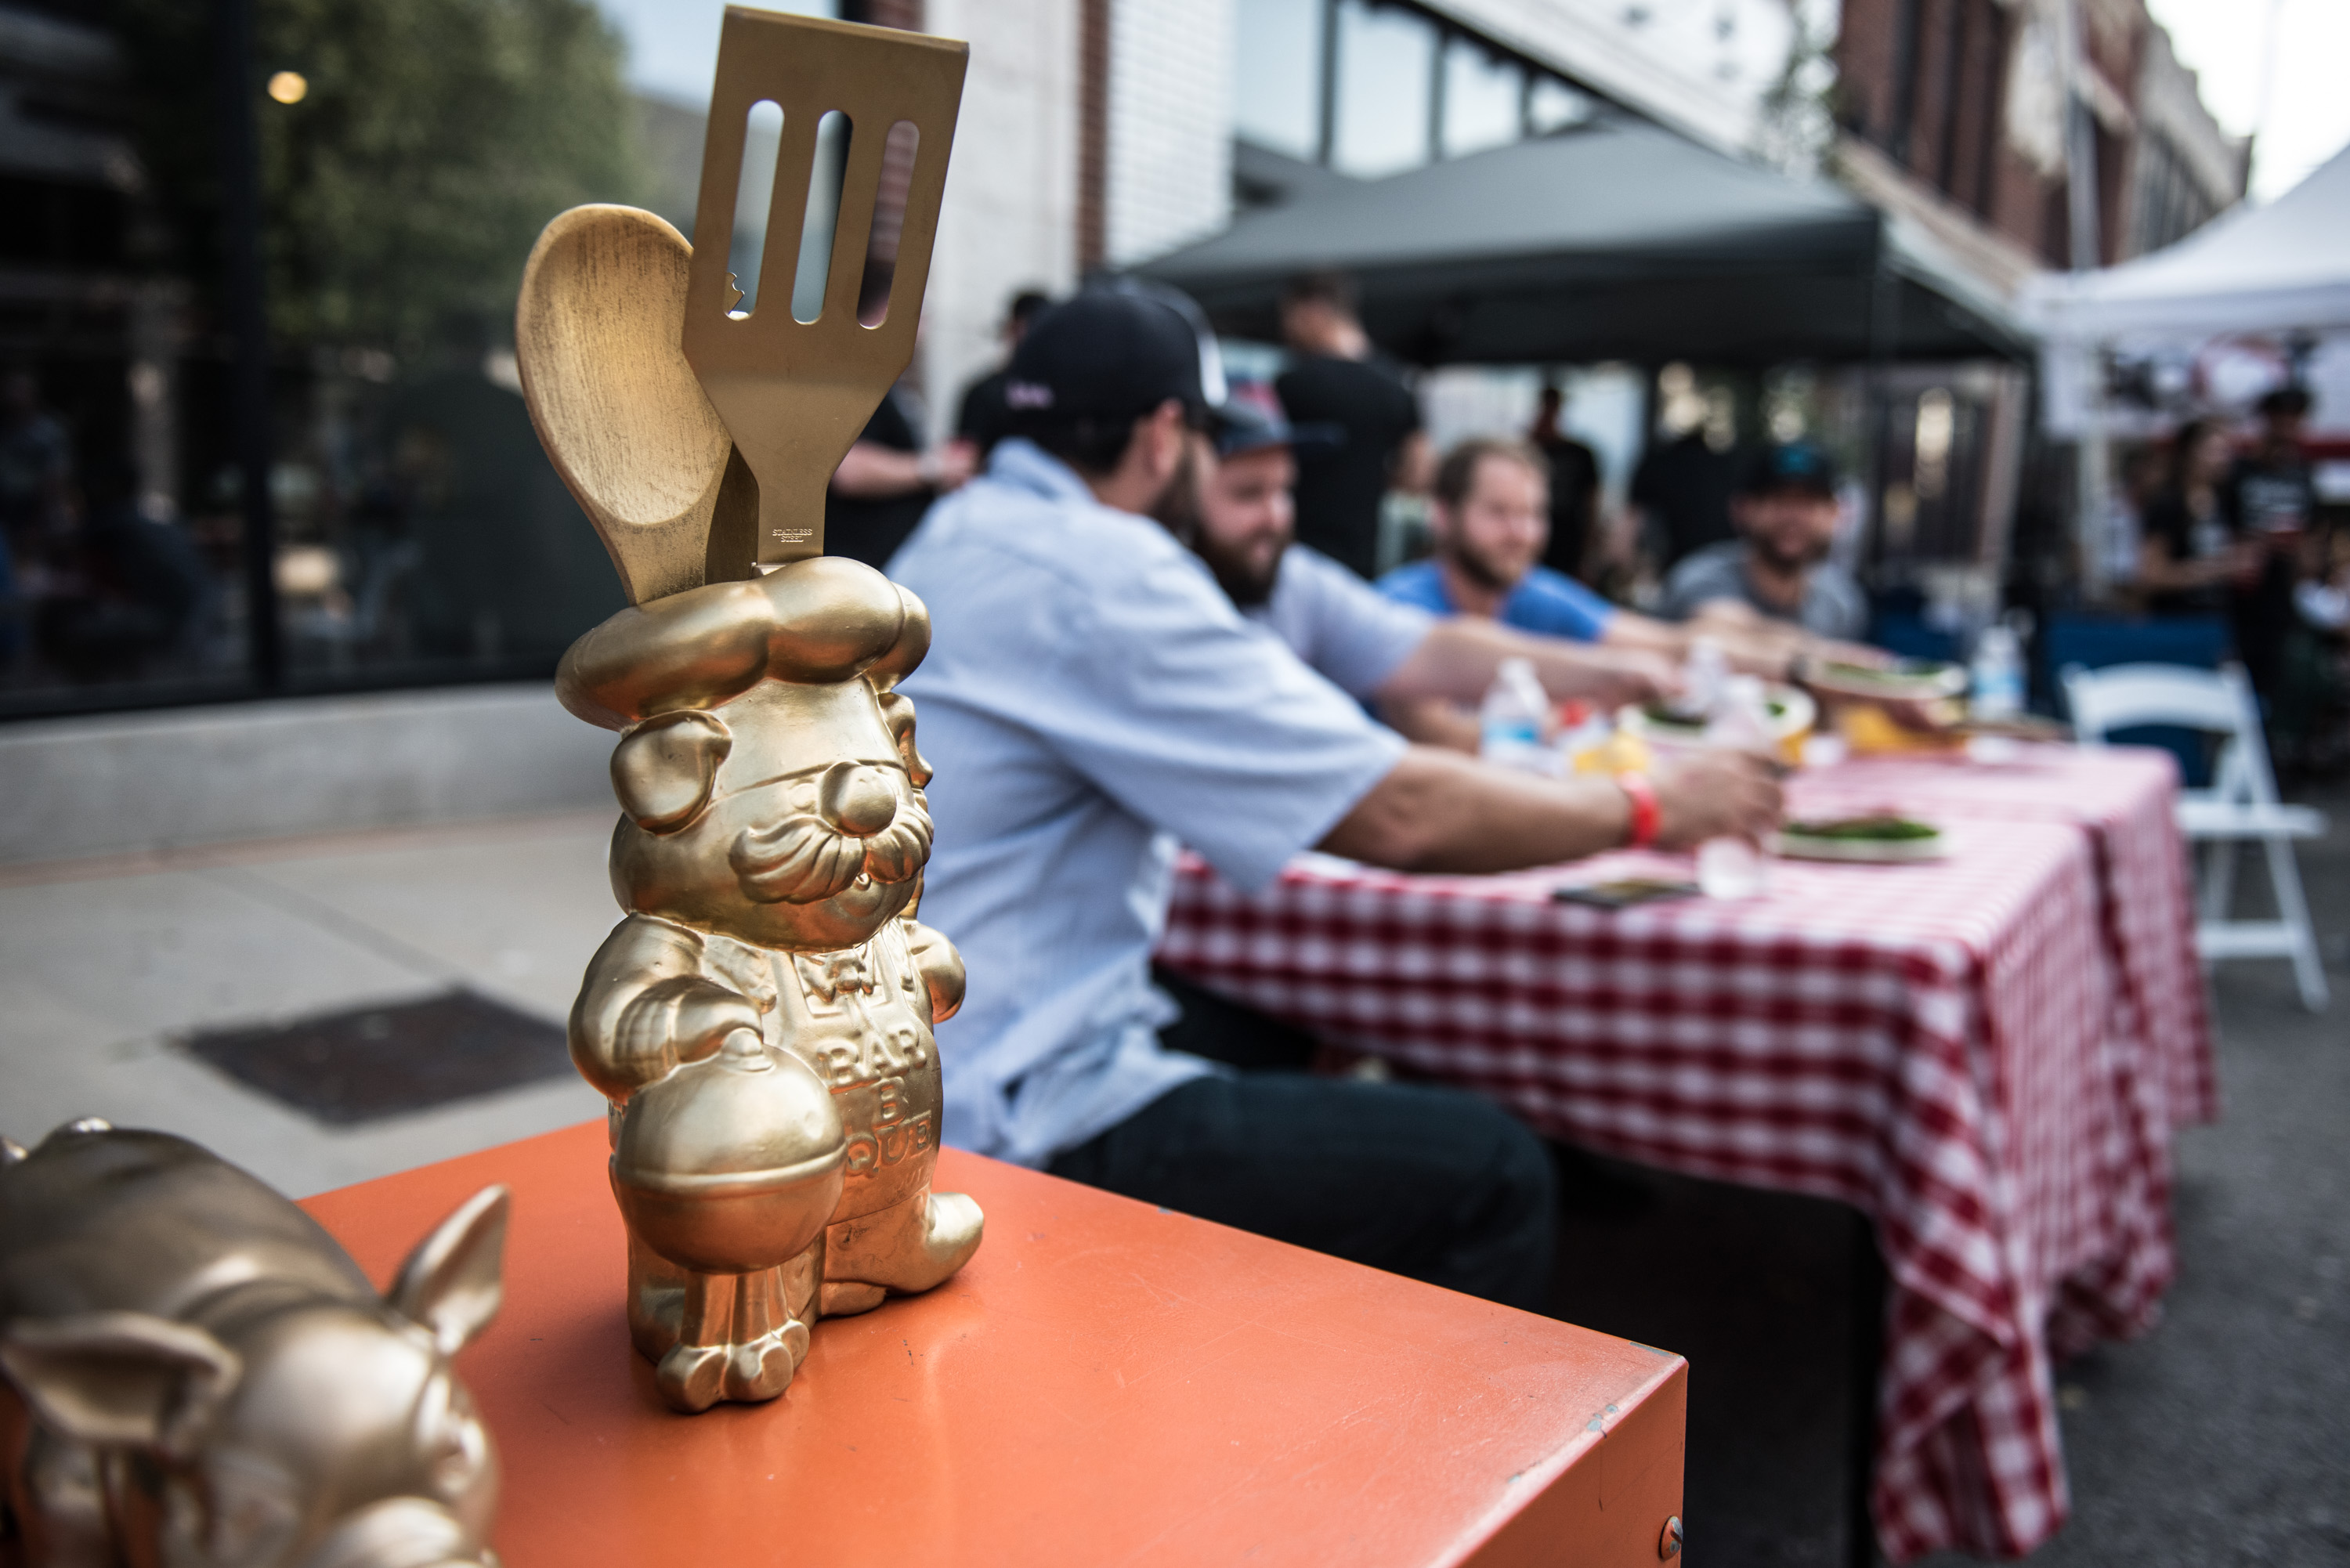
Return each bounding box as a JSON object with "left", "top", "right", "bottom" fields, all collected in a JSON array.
[{"left": 515, "top": 204, "right": 757, "bottom": 604}]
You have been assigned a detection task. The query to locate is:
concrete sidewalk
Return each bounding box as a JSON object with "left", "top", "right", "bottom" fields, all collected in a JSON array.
[{"left": 0, "top": 810, "right": 619, "bottom": 1196}]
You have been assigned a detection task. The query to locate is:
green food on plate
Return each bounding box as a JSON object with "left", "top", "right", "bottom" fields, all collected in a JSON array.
[
  {"left": 1782, "top": 815, "right": 1941, "bottom": 842},
  {"left": 1642, "top": 699, "right": 1789, "bottom": 728},
  {"left": 1817, "top": 660, "right": 1958, "bottom": 690}
]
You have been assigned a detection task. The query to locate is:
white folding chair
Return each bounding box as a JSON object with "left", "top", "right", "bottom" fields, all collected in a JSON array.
[{"left": 2062, "top": 661, "right": 2330, "bottom": 1010}]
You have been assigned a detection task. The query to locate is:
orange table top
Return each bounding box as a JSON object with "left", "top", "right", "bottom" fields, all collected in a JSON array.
[{"left": 303, "top": 1121, "right": 1684, "bottom": 1568}]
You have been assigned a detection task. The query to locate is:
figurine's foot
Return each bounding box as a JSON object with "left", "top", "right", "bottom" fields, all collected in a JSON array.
[
  {"left": 922, "top": 1191, "right": 985, "bottom": 1276},
  {"left": 825, "top": 1190, "right": 985, "bottom": 1302},
  {"left": 819, "top": 1281, "right": 886, "bottom": 1316},
  {"left": 654, "top": 1342, "right": 728, "bottom": 1414},
  {"left": 721, "top": 1318, "right": 810, "bottom": 1403}
]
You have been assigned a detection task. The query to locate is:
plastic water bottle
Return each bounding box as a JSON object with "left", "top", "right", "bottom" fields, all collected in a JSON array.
[
  {"left": 1479, "top": 657, "right": 1556, "bottom": 775},
  {"left": 1683, "top": 635, "right": 1728, "bottom": 719},
  {"left": 1969, "top": 623, "right": 2025, "bottom": 721},
  {"left": 1693, "top": 674, "right": 1774, "bottom": 898},
  {"left": 1705, "top": 675, "right": 1777, "bottom": 750}
]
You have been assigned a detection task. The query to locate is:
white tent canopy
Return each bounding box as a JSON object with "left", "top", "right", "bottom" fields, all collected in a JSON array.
[{"left": 2029, "top": 143, "right": 2350, "bottom": 338}]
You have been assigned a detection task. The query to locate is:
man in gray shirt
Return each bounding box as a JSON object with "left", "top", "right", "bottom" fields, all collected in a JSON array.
[
  {"left": 1167, "top": 384, "right": 1676, "bottom": 714},
  {"left": 890, "top": 291, "right": 1781, "bottom": 1309},
  {"left": 1660, "top": 440, "right": 1869, "bottom": 641}
]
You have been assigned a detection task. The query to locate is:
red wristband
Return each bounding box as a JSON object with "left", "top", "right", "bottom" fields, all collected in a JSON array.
[{"left": 1616, "top": 771, "right": 1661, "bottom": 849}]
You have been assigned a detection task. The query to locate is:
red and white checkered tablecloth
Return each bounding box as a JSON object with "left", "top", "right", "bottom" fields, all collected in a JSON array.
[
  {"left": 1788, "top": 745, "right": 2215, "bottom": 1133},
  {"left": 1156, "top": 752, "right": 2214, "bottom": 1563}
]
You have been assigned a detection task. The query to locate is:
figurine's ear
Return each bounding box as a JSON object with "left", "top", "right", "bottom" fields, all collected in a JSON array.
[
  {"left": 610, "top": 711, "right": 732, "bottom": 833},
  {"left": 0, "top": 1311, "right": 240, "bottom": 1459},
  {"left": 387, "top": 1185, "right": 508, "bottom": 1358},
  {"left": 864, "top": 585, "right": 931, "bottom": 693},
  {"left": 877, "top": 691, "right": 931, "bottom": 787}
]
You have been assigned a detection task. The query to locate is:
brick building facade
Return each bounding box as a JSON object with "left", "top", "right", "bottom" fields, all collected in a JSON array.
[{"left": 1831, "top": 0, "right": 2244, "bottom": 292}]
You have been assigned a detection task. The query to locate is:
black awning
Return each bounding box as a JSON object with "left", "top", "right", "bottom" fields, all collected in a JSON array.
[{"left": 1136, "top": 118, "right": 2030, "bottom": 366}]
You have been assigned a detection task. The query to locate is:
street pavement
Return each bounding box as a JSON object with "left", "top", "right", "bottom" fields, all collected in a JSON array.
[{"left": 0, "top": 810, "right": 619, "bottom": 1194}]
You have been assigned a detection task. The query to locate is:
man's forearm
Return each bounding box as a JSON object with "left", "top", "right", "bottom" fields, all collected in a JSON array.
[
  {"left": 1382, "top": 619, "right": 1654, "bottom": 706},
  {"left": 1375, "top": 694, "right": 1482, "bottom": 753},
  {"left": 831, "top": 443, "right": 929, "bottom": 498},
  {"left": 1318, "top": 745, "right": 1630, "bottom": 873},
  {"left": 1599, "top": 611, "right": 1690, "bottom": 659}
]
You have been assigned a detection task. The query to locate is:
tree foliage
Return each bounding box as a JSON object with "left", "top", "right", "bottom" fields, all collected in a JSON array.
[{"left": 122, "top": 0, "right": 642, "bottom": 353}]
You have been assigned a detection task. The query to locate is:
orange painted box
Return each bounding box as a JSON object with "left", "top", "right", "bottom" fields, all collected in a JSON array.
[{"left": 303, "top": 1122, "right": 1686, "bottom": 1568}]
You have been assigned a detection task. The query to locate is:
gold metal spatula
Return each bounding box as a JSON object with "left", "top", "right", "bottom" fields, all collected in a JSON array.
[{"left": 683, "top": 7, "right": 967, "bottom": 570}]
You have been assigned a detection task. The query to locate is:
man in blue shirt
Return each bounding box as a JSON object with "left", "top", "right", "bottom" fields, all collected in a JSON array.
[
  {"left": 1379, "top": 439, "right": 1623, "bottom": 643},
  {"left": 1379, "top": 439, "right": 1872, "bottom": 749},
  {"left": 889, "top": 292, "right": 1781, "bottom": 1309}
]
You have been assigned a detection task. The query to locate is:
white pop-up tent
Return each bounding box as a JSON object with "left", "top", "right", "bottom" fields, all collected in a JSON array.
[
  {"left": 2028, "top": 143, "right": 2350, "bottom": 338},
  {"left": 2029, "top": 145, "right": 2350, "bottom": 591}
]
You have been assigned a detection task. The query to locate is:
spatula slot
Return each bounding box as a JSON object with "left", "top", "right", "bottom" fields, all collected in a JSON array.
[
  {"left": 790, "top": 110, "right": 854, "bottom": 324},
  {"left": 856, "top": 121, "right": 920, "bottom": 328},
  {"left": 725, "top": 99, "right": 786, "bottom": 319}
]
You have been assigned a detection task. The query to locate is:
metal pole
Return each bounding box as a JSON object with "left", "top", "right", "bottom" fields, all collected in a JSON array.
[
  {"left": 1864, "top": 239, "right": 1898, "bottom": 578},
  {"left": 2053, "top": 0, "right": 2112, "bottom": 604},
  {"left": 216, "top": 0, "right": 282, "bottom": 689}
]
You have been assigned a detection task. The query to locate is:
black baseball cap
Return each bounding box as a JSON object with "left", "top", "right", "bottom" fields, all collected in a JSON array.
[
  {"left": 1004, "top": 284, "right": 1228, "bottom": 434},
  {"left": 1213, "top": 380, "right": 1342, "bottom": 458},
  {"left": 1738, "top": 439, "right": 1839, "bottom": 499}
]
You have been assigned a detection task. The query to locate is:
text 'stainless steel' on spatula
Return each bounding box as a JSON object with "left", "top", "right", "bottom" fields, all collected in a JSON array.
[{"left": 683, "top": 7, "right": 967, "bottom": 570}]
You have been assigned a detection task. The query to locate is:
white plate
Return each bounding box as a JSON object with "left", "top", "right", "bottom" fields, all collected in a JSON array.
[{"left": 1770, "top": 828, "right": 1949, "bottom": 862}]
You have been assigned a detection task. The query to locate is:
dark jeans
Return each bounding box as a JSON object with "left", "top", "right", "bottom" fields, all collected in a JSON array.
[{"left": 1046, "top": 969, "right": 1556, "bottom": 1310}]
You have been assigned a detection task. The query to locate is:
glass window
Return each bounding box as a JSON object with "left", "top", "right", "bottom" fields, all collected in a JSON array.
[
  {"left": 1235, "top": 0, "right": 1325, "bottom": 161},
  {"left": 1441, "top": 37, "right": 1521, "bottom": 159},
  {"left": 1332, "top": 0, "right": 1435, "bottom": 178},
  {"left": 1526, "top": 74, "right": 1590, "bottom": 135},
  {"left": 0, "top": 0, "right": 672, "bottom": 717}
]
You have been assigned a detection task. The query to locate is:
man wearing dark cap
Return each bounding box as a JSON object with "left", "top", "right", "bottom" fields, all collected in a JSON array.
[
  {"left": 1175, "top": 385, "right": 1675, "bottom": 709},
  {"left": 1659, "top": 440, "right": 1867, "bottom": 641},
  {"left": 888, "top": 287, "right": 1782, "bottom": 1310}
]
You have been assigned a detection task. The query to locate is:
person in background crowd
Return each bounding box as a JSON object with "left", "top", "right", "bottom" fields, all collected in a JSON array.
[
  {"left": 825, "top": 379, "right": 974, "bottom": 573},
  {"left": 2279, "top": 520, "right": 2350, "bottom": 771},
  {"left": 888, "top": 290, "right": 1781, "bottom": 1310},
  {"left": 1659, "top": 440, "right": 1869, "bottom": 641},
  {"left": 1170, "top": 388, "right": 1675, "bottom": 721},
  {"left": 1527, "top": 383, "right": 1601, "bottom": 583},
  {"left": 1378, "top": 439, "right": 1878, "bottom": 750},
  {"left": 1627, "top": 423, "right": 1737, "bottom": 576},
  {"left": 1274, "top": 272, "right": 1430, "bottom": 580},
  {"left": 2138, "top": 417, "right": 2251, "bottom": 620},
  {"left": 953, "top": 288, "right": 1053, "bottom": 461},
  {"left": 2222, "top": 385, "right": 2318, "bottom": 695}
]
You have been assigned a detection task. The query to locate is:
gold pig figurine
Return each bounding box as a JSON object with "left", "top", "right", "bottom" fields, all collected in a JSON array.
[
  {"left": 559, "top": 556, "right": 982, "bottom": 1414},
  {"left": 0, "top": 1120, "right": 508, "bottom": 1568}
]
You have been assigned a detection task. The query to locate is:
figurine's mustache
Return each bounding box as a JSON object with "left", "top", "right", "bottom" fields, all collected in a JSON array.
[{"left": 728, "top": 793, "right": 932, "bottom": 904}]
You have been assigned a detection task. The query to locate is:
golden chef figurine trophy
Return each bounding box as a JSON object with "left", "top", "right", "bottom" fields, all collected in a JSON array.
[{"left": 515, "top": 7, "right": 981, "bottom": 1414}]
